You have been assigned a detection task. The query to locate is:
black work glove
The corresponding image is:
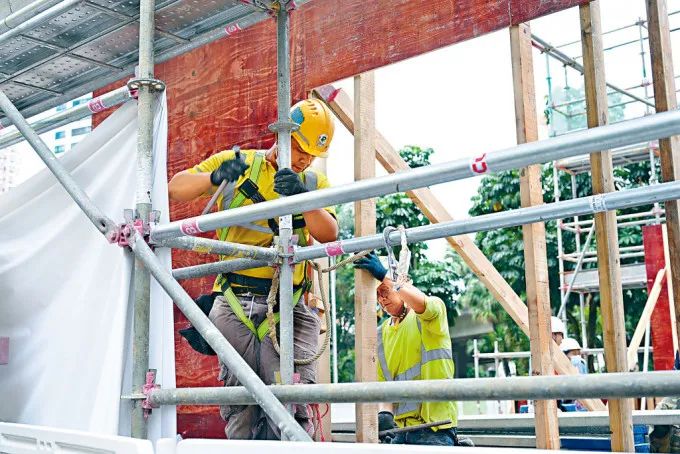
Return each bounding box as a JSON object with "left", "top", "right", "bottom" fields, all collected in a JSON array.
[
  {"left": 378, "top": 411, "right": 397, "bottom": 431},
  {"left": 210, "top": 156, "right": 248, "bottom": 186},
  {"left": 178, "top": 293, "right": 219, "bottom": 356},
  {"left": 378, "top": 411, "right": 397, "bottom": 444},
  {"left": 354, "top": 252, "right": 388, "bottom": 281},
  {"left": 274, "top": 168, "right": 307, "bottom": 196}
]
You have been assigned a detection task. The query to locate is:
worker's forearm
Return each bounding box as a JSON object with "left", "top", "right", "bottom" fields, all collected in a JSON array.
[
  {"left": 302, "top": 209, "right": 338, "bottom": 243},
  {"left": 168, "top": 171, "right": 213, "bottom": 201},
  {"left": 396, "top": 281, "right": 427, "bottom": 314}
]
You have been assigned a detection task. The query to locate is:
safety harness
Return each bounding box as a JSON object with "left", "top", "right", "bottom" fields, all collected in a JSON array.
[{"left": 214, "top": 151, "right": 314, "bottom": 341}]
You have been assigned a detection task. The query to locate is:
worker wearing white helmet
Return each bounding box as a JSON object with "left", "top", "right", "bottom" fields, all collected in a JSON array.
[
  {"left": 551, "top": 316, "right": 566, "bottom": 346},
  {"left": 561, "top": 337, "right": 588, "bottom": 375}
]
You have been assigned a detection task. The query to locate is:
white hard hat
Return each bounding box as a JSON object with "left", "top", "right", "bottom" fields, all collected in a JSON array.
[
  {"left": 561, "top": 337, "right": 582, "bottom": 352},
  {"left": 551, "top": 316, "right": 566, "bottom": 335}
]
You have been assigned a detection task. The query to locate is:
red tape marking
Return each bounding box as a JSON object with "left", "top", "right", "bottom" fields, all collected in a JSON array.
[
  {"left": 324, "top": 241, "right": 345, "bottom": 257},
  {"left": 180, "top": 219, "right": 202, "bottom": 236},
  {"left": 0, "top": 337, "right": 8, "bottom": 365},
  {"left": 87, "top": 97, "right": 106, "bottom": 113},
  {"left": 225, "top": 23, "right": 242, "bottom": 37},
  {"left": 316, "top": 85, "right": 340, "bottom": 103},
  {"left": 469, "top": 153, "right": 488, "bottom": 174}
]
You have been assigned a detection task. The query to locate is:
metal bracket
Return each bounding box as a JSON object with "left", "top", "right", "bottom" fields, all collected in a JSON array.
[
  {"left": 127, "top": 78, "right": 166, "bottom": 95},
  {"left": 268, "top": 120, "right": 299, "bottom": 134},
  {"left": 142, "top": 369, "right": 160, "bottom": 418},
  {"left": 110, "top": 209, "right": 160, "bottom": 247}
]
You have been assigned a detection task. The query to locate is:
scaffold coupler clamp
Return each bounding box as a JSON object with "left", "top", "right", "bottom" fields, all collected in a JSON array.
[
  {"left": 142, "top": 369, "right": 160, "bottom": 419},
  {"left": 126, "top": 78, "right": 166, "bottom": 99},
  {"left": 110, "top": 209, "right": 160, "bottom": 248}
]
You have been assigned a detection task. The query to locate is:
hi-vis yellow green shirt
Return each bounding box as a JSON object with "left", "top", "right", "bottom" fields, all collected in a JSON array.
[
  {"left": 377, "top": 296, "right": 457, "bottom": 429},
  {"left": 186, "top": 149, "right": 335, "bottom": 289}
]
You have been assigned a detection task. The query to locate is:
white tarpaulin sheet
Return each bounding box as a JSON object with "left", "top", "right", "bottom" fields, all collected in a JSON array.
[{"left": 0, "top": 94, "right": 175, "bottom": 440}]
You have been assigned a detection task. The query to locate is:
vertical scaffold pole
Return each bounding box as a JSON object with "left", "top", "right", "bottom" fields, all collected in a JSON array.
[
  {"left": 272, "top": 2, "right": 295, "bottom": 422},
  {"left": 131, "top": 0, "right": 157, "bottom": 439}
]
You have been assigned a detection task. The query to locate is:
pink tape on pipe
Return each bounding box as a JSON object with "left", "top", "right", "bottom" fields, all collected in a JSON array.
[
  {"left": 87, "top": 97, "right": 107, "bottom": 113},
  {"left": 324, "top": 241, "right": 345, "bottom": 257},
  {"left": 0, "top": 337, "right": 8, "bottom": 365},
  {"left": 180, "top": 219, "right": 203, "bottom": 236}
]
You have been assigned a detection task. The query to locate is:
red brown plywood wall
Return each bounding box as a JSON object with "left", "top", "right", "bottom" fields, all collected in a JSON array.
[{"left": 93, "top": 0, "right": 589, "bottom": 437}]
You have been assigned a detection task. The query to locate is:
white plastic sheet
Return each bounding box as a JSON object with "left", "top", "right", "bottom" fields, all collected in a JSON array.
[{"left": 0, "top": 94, "right": 175, "bottom": 440}]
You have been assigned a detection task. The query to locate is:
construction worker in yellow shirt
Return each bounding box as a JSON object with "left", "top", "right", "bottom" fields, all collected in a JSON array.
[
  {"left": 354, "top": 252, "right": 459, "bottom": 446},
  {"left": 168, "top": 98, "right": 338, "bottom": 440}
]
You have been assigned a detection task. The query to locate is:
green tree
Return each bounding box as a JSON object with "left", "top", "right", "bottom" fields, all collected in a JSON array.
[{"left": 333, "top": 146, "right": 465, "bottom": 382}]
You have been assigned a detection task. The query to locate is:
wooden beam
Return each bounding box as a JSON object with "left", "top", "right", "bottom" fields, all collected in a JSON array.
[
  {"left": 646, "top": 0, "right": 680, "bottom": 354},
  {"left": 312, "top": 256, "right": 332, "bottom": 442},
  {"left": 580, "top": 2, "right": 634, "bottom": 451},
  {"left": 627, "top": 268, "right": 666, "bottom": 369},
  {"left": 662, "top": 226, "right": 679, "bottom": 353},
  {"left": 312, "top": 87, "right": 607, "bottom": 412},
  {"left": 353, "top": 71, "right": 378, "bottom": 443},
  {"left": 510, "top": 22, "right": 560, "bottom": 450}
]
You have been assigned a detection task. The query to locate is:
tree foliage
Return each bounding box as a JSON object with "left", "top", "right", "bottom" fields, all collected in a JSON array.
[{"left": 333, "top": 146, "right": 465, "bottom": 382}]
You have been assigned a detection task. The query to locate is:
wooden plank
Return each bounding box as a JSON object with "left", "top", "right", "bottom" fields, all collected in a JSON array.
[
  {"left": 312, "top": 86, "right": 607, "bottom": 412},
  {"left": 580, "top": 2, "right": 634, "bottom": 451},
  {"left": 646, "top": 0, "right": 680, "bottom": 354},
  {"left": 353, "top": 71, "right": 378, "bottom": 443},
  {"left": 510, "top": 22, "right": 560, "bottom": 450},
  {"left": 627, "top": 268, "right": 666, "bottom": 369}
]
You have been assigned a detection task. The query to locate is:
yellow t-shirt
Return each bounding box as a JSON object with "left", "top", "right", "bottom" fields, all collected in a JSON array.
[
  {"left": 186, "top": 149, "right": 335, "bottom": 288},
  {"left": 377, "top": 296, "right": 457, "bottom": 428}
]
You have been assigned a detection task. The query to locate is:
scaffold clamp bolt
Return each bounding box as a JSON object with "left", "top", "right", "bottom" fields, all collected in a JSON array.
[{"left": 142, "top": 369, "right": 160, "bottom": 417}]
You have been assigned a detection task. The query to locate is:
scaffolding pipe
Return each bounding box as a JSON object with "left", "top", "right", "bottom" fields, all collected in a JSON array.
[
  {"left": 151, "top": 109, "right": 680, "bottom": 243},
  {"left": 0, "top": 0, "right": 64, "bottom": 33},
  {"left": 147, "top": 371, "right": 680, "bottom": 406},
  {"left": 0, "top": 0, "right": 81, "bottom": 46},
  {"left": 0, "top": 89, "right": 116, "bottom": 235},
  {"left": 0, "top": 87, "right": 131, "bottom": 150},
  {"left": 129, "top": 0, "right": 157, "bottom": 439},
  {"left": 127, "top": 232, "right": 311, "bottom": 441},
  {"left": 159, "top": 236, "right": 277, "bottom": 261},
  {"left": 294, "top": 180, "right": 680, "bottom": 263},
  {"left": 558, "top": 227, "right": 594, "bottom": 319},
  {"left": 532, "top": 34, "right": 656, "bottom": 108},
  {"left": 273, "top": 3, "right": 295, "bottom": 397},
  {"left": 172, "top": 258, "right": 269, "bottom": 280}
]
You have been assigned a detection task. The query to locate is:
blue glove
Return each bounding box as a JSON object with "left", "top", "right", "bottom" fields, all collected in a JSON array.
[
  {"left": 354, "top": 252, "right": 388, "bottom": 281},
  {"left": 274, "top": 168, "right": 308, "bottom": 196},
  {"left": 210, "top": 156, "right": 248, "bottom": 186}
]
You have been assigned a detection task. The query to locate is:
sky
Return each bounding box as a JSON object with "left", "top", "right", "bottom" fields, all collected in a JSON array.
[{"left": 318, "top": 0, "right": 680, "bottom": 259}]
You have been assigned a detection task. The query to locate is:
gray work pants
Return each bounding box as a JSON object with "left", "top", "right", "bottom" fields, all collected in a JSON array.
[{"left": 209, "top": 293, "right": 320, "bottom": 440}]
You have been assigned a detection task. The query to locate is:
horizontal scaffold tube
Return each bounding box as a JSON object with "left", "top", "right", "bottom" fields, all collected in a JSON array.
[
  {"left": 148, "top": 371, "right": 680, "bottom": 406},
  {"left": 293, "top": 180, "right": 680, "bottom": 262},
  {"left": 160, "top": 236, "right": 277, "bottom": 261},
  {"left": 128, "top": 232, "right": 311, "bottom": 441},
  {"left": 150, "top": 109, "right": 680, "bottom": 242},
  {"left": 173, "top": 258, "right": 270, "bottom": 280},
  {"left": 0, "top": 86, "right": 131, "bottom": 149}
]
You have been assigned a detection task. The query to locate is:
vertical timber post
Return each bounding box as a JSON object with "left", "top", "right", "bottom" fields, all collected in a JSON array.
[
  {"left": 580, "top": 2, "right": 634, "bottom": 450},
  {"left": 131, "top": 0, "right": 156, "bottom": 439},
  {"left": 646, "top": 0, "right": 680, "bottom": 346},
  {"left": 354, "top": 71, "right": 378, "bottom": 443},
  {"left": 510, "top": 22, "right": 561, "bottom": 450}
]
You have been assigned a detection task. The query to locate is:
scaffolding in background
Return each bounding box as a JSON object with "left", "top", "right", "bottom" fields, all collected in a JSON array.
[{"left": 1, "top": 0, "right": 680, "bottom": 449}]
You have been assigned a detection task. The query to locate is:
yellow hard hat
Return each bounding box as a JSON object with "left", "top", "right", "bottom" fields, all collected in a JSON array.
[{"left": 290, "top": 98, "right": 335, "bottom": 158}]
